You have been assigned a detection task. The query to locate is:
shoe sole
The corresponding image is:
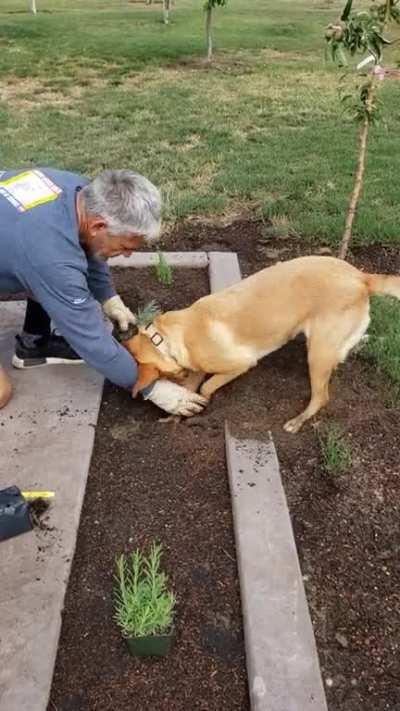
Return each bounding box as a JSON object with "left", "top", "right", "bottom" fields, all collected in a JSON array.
[{"left": 12, "top": 355, "right": 84, "bottom": 369}]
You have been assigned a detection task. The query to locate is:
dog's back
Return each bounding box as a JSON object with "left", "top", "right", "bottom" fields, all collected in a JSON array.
[
  {"left": 187, "top": 256, "right": 368, "bottom": 344},
  {"left": 143, "top": 255, "right": 400, "bottom": 432}
]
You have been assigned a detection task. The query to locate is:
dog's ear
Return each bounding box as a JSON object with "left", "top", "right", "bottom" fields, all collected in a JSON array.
[{"left": 132, "top": 364, "right": 160, "bottom": 398}]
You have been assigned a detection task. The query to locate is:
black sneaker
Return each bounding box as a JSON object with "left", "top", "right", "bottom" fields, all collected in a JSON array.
[{"left": 12, "top": 334, "right": 84, "bottom": 369}]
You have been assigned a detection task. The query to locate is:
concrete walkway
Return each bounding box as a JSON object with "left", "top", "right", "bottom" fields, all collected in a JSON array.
[{"left": 0, "top": 302, "right": 104, "bottom": 711}]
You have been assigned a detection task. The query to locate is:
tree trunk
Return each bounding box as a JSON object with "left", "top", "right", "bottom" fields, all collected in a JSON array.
[
  {"left": 29, "top": 0, "right": 37, "bottom": 14},
  {"left": 206, "top": 7, "right": 213, "bottom": 61},
  {"left": 339, "top": 80, "right": 375, "bottom": 260},
  {"left": 163, "top": 0, "right": 170, "bottom": 24}
]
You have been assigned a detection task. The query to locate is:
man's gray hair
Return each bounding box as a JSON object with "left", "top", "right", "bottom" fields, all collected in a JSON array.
[{"left": 80, "top": 169, "right": 161, "bottom": 242}]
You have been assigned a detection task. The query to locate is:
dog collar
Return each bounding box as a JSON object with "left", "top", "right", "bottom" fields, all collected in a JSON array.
[
  {"left": 144, "top": 322, "right": 175, "bottom": 360},
  {"left": 144, "top": 321, "right": 187, "bottom": 372},
  {"left": 114, "top": 320, "right": 180, "bottom": 367}
]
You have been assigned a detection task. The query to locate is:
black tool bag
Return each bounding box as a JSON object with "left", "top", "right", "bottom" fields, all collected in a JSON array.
[{"left": 0, "top": 486, "right": 32, "bottom": 542}]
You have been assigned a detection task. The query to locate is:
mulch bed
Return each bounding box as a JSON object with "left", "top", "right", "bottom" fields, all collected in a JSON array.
[
  {"left": 49, "top": 268, "right": 248, "bottom": 711},
  {"left": 49, "top": 221, "right": 400, "bottom": 711}
]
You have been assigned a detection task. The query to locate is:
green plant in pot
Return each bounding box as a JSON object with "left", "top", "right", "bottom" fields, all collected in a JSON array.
[{"left": 114, "top": 542, "right": 176, "bottom": 658}]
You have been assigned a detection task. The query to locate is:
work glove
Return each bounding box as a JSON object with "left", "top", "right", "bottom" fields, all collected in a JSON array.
[
  {"left": 142, "top": 379, "right": 208, "bottom": 417},
  {"left": 102, "top": 295, "right": 136, "bottom": 332}
]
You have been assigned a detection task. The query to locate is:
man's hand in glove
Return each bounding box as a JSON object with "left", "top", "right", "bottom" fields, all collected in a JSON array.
[
  {"left": 142, "top": 379, "right": 208, "bottom": 417},
  {"left": 102, "top": 295, "right": 136, "bottom": 332}
]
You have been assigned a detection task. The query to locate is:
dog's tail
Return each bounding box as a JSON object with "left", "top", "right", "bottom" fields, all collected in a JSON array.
[{"left": 365, "top": 273, "right": 400, "bottom": 300}]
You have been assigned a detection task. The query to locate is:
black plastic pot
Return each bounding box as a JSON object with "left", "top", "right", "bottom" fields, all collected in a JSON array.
[{"left": 125, "top": 629, "right": 174, "bottom": 658}]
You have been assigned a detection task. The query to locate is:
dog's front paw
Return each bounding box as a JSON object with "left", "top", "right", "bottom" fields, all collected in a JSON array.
[{"left": 283, "top": 416, "right": 303, "bottom": 434}]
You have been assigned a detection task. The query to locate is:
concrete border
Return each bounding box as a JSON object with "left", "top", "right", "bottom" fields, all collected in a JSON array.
[
  {"left": 225, "top": 425, "right": 328, "bottom": 711},
  {"left": 109, "top": 251, "right": 208, "bottom": 268},
  {"left": 208, "top": 251, "right": 241, "bottom": 291}
]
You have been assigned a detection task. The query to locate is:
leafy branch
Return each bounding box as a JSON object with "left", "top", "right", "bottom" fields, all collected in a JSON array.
[{"left": 325, "top": 0, "right": 396, "bottom": 66}]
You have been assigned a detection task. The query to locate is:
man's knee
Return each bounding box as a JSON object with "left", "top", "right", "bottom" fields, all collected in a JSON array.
[{"left": 0, "top": 368, "right": 12, "bottom": 409}]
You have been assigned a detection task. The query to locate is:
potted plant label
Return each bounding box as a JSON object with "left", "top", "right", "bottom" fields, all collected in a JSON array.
[{"left": 114, "top": 542, "right": 176, "bottom": 658}]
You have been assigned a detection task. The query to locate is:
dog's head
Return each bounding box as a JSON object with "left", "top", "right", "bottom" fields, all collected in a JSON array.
[{"left": 123, "top": 330, "right": 186, "bottom": 397}]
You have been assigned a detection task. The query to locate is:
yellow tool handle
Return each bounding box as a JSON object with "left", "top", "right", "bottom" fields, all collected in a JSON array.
[{"left": 21, "top": 491, "right": 55, "bottom": 500}]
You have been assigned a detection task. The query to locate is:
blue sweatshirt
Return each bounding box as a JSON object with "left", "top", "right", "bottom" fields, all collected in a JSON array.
[{"left": 0, "top": 168, "right": 138, "bottom": 388}]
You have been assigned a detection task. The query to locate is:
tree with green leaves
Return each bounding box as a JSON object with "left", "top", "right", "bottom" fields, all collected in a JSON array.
[
  {"left": 204, "top": 0, "right": 227, "bottom": 61},
  {"left": 325, "top": 0, "right": 400, "bottom": 259},
  {"left": 163, "top": 0, "right": 171, "bottom": 25},
  {"left": 146, "top": 0, "right": 171, "bottom": 25}
]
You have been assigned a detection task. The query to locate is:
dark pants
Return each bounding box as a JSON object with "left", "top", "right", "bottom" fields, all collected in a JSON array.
[{"left": 23, "top": 298, "right": 51, "bottom": 338}]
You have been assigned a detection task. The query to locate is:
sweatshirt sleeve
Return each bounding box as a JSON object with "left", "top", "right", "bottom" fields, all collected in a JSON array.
[
  {"left": 22, "top": 262, "right": 137, "bottom": 389},
  {"left": 86, "top": 256, "right": 116, "bottom": 304}
]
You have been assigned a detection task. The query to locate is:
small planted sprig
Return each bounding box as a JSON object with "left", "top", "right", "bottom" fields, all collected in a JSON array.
[
  {"left": 318, "top": 422, "right": 353, "bottom": 476},
  {"left": 114, "top": 542, "right": 176, "bottom": 638},
  {"left": 154, "top": 251, "right": 173, "bottom": 287},
  {"left": 135, "top": 300, "right": 162, "bottom": 328}
]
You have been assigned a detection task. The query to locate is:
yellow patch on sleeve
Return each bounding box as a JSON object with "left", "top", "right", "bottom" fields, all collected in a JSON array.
[{"left": 0, "top": 169, "right": 62, "bottom": 212}]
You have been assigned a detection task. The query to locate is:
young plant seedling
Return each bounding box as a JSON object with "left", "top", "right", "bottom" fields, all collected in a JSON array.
[
  {"left": 318, "top": 422, "right": 353, "bottom": 476},
  {"left": 135, "top": 300, "right": 162, "bottom": 328},
  {"left": 154, "top": 251, "right": 173, "bottom": 287},
  {"left": 114, "top": 542, "right": 176, "bottom": 657}
]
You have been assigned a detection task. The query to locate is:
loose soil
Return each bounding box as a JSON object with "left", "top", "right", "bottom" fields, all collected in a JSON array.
[
  {"left": 29, "top": 497, "right": 52, "bottom": 530},
  {"left": 49, "top": 222, "right": 400, "bottom": 711}
]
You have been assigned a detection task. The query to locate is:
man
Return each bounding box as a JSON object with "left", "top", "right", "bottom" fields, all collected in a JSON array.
[{"left": 0, "top": 167, "right": 207, "bottom": 416}]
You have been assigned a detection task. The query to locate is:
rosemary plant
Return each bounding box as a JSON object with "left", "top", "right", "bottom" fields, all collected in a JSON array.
[{"left": 114, "top": 542, "right": 176, "bottom": 638}]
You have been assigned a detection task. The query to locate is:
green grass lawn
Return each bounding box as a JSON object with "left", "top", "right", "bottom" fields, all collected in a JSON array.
[{"left": 1, "top": 0, "right": 400, "bottom": 246}]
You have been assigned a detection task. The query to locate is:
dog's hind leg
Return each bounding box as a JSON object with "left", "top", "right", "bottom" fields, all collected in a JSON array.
[
  {"left": 283, "top": 339, "right": 338, "bottom": 434},
  {"left": 284, "top": 304, "right": 370, "bottom": 433}
]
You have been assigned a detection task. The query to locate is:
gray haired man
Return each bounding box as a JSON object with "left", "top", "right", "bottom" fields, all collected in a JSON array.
[{"left": 0, "top": 167, "right": 206, "bottom": 416}]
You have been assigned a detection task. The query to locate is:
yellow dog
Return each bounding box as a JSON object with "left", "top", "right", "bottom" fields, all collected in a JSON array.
[{"left": 124, "top": 256, "right": 400, "bottom": 432}]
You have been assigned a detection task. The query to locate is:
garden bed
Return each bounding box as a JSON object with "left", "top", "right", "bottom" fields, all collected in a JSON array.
[
  {"left": 49, "top": 267, "right": 249, "bottom": 711},
  {"left": 49, "top": 223, "right": 400, "bottom": 711}
]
